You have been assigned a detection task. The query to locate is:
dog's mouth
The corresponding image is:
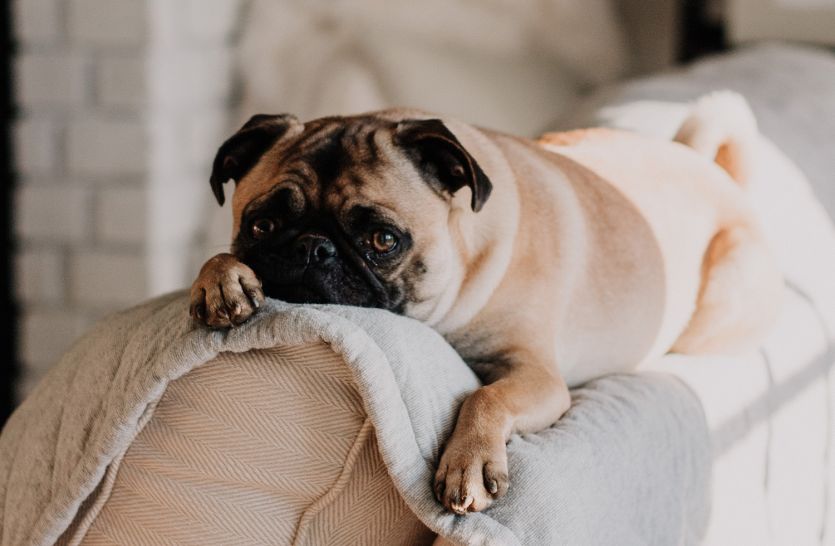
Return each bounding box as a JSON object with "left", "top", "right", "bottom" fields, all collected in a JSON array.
[
  {"left": 239, "top": 252, "right": 391, "bottom": 309},
  {"left": 261, "top": 274, "right": 339, "bottom": 305}
]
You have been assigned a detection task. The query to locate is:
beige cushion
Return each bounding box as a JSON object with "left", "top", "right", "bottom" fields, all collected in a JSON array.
[{"left": 75, "top": 344, "right": 433, "bottom": 545}]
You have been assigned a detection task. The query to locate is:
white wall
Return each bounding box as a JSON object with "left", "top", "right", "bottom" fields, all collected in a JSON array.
[
  {"left": 11, "top": 0, "right": 683, "bottom": 399},
  {"left": 13, "top": 0, "right": 246, "bottom": 397},
  {"left": 147, "top": 0, "right": 242, "bottom": 295}
]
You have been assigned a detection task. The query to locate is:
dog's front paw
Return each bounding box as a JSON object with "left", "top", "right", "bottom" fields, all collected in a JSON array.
[
  {"left": 434, "top": 432, "right": 509, "bottom": 514},
  {"left": 189, "top": 253, "right": 264, "bottom": 328}
]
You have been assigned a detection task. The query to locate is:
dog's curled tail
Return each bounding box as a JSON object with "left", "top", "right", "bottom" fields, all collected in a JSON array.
[{"left": 674, "top": 91, "right": 758, "bottom": 186}]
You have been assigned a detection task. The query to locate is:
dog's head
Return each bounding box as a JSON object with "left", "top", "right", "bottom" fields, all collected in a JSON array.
[{"left": 210, "top": 111, "right": 493, "bottom": 314}]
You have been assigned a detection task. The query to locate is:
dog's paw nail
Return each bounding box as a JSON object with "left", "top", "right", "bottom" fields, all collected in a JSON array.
[
  {"left": 451, "top": 495, "right": 473, "bottom": 514},
  {"left": 246, "top": 289, "right": 261, "bottom": 308},
  {"left": 486, "top": 479, "right": 498, "bottom": 495}
]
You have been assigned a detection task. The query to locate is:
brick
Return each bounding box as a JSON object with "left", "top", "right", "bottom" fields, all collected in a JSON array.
[
  {"left": 97, "top": 186, "right": 146, "bottom": 243},
  {"left": 16, "top": 185, "right": 89, "bottom": 243},
  {"left": 186, "top": 0, "right": 242, "bottom": 42},
  {"left": 14, "top": 118, "right": 58, "bottom": 175},
  {"left": 68, "top": 0, "right": 146, "bottom": 46},
  {"left": 68, "top": 118, "right": 146, "bottom": 177},
  {"left": 16, "top": 52, "right": 88, "bottom": 107},
  {"left": 154, "top": 49, "right": 232, "bottom": 107},
  {"left": 147, "top": 244, "right": 193, "bottom": 295},
  {"left": 20, "top": 308, "right": 89, "bottom": 368},
  {"left": 97, "top": 55, "right": 146, "bottom": 108},
  {"left": 15, "top": 247, "right": 65, "bottom": 304},
  {"left": 148, "top": 174, "right": 204, "bottom": 244},
  {"left": 14, "top": 0, "right": 62, "bottom": 45},
  {"left": 70, "top": 250, "right": 146, "bottom": 306},
  {"left": 186, "top": 111, "right": 226, "bottom": 170}
]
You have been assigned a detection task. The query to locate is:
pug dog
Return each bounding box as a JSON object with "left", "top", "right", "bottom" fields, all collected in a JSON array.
[{"left": 190, "top": 92, "right": 782, "bottom": 514}]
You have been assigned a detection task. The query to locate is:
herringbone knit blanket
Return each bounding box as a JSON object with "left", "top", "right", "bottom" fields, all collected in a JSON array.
[{"left": 0, "top": 293, "right": 710, "bottom": 545}]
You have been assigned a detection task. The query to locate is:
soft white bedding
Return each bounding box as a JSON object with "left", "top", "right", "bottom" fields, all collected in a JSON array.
[{"left": 576, "top": 44, "right": 835, "bottom": 544}]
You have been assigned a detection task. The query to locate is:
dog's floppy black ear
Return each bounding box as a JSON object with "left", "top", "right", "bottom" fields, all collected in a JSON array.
[
  {"left": 209, "top": 113, "right": 302, "bottom": 206},
  {"left": 394, "top": 119, "right": 492, "bottom": 212}
]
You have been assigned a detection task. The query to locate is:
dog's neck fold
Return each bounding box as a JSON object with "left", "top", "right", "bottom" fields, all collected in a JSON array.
[{"left": 428, "top": 122, "right": 520, "bottom": 334}]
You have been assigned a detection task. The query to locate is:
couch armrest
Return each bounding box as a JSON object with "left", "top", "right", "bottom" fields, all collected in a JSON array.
[{"left": 74, "top": 344, "right": 434, "bottom": 545}]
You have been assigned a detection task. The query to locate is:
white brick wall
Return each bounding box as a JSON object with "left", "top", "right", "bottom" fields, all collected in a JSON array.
[
  {"left": 147, "top": 0, "right": 243, "bottom": 295},
  {"left": 14, "top": 118, "right": 57, "bottom": 175},
  {"left": 14, "top": 0, "right": 62, "bottom": 45},
  {"left": 15, "top": 53, "right": 89, "bottom": 107},
  {"left": 96, "top": 55, "right": 147, "bottom": 108},
  {"left": 96, "top": 186, "right": 147, "bottom": 244},
  {"left": 185, "top": 0, "right": 241, "bottom": 41},
  {"left": 12, "top": 0, "right": 247, "bottom": 400},
  {"left": 16, "top": 185, "right": 90, "bottom": 243},
  {"left": 67, "top": 118, "right": 147, "bottom": 176},
  {"left": 69, "top": 250, "right": 147, "bottom": 306},
  {"left": 15, "top": 248, "right": 65, "bottom": 304},
  {"left": 68, "top": 0, "right": 147, "bottom": 47}
]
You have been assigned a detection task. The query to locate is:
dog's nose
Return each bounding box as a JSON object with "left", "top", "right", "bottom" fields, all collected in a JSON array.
[{"left": 292, "top": 234, "right": 337, "bottom": 264}]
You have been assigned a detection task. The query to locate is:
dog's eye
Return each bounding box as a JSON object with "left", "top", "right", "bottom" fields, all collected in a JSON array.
[
  {"left": 251, "top": 218, "right": 275, "bottom": 239},
  {"left": 370, "top": 230, "right": 398, "bottom": 254}
]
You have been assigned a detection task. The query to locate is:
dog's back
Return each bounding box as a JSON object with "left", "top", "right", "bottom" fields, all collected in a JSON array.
[{"left": 538, "top": 92, "right": 780, "bottom": 359}]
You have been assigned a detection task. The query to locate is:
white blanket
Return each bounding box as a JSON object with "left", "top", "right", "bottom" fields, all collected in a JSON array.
[
  {"left": 0, "top": 293, "right": 710, "bottom": 545},
  {"left": 577, "top": 44, "right": 835, "bottom": 544}
]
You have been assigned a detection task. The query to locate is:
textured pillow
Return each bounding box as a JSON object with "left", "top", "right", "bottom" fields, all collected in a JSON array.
[{"left": 73, "top": 345, "right": 433, "bottom": 546}]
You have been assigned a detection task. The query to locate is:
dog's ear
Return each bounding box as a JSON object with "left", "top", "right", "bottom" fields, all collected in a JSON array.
[
  {"left": 209, "top": 114, "right": 302, "bottom": 206},
  {"left": 394, "top": 119, "right": 492, "bottom": 212}
]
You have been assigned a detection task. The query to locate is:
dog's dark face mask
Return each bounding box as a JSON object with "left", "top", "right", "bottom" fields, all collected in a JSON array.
[
  {"left": 208, "top": 112, "right": 492, "bottom": 312},
  {"left": 233, "top": 187, "right": 414, "bottom": 309}
]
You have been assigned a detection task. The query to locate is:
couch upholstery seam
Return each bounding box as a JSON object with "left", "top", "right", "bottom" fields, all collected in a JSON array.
[{"left": 292, "top": 416, "right": 373, "bottom": 545}]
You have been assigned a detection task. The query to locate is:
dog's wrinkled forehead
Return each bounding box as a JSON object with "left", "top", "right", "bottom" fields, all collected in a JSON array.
[
  {"left": 292, "top": 116, "right": 388, "bottom": 167},
  {"left": 235, "top": 118, "right": 405, "bottom": 228},
  {"left": 267, "top": 116, "right": 393, "bottom": 195},
  {"left": 209, "top": 111, "right": 493, "bottom": 233},
  {"left": 229, "top": 116, "right": 402, "bottom": 223}
]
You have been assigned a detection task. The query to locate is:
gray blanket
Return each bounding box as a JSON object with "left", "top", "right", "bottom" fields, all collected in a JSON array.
[{"left": 0, "top": 292, "right": 711, "bottom": 545}]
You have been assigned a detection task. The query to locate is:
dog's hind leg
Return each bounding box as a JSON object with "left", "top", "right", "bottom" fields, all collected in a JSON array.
[{"left": 672, "top": 225, "right": 783, "bottom": 355}]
